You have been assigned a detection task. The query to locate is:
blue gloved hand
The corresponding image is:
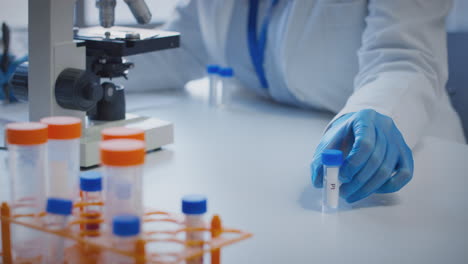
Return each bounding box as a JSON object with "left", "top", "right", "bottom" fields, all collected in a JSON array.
[
  {"left": 311, "top": 109, "right": 414, "bottom": 203},
  {"left": 0, "top": 54, "right": 28, "bottom": 102}
]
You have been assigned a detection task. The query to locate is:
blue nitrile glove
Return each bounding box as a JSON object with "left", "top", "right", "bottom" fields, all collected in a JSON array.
[
  {"left": 311, "top": 109, "right": 414, "bottom": 203},
  {"left": 0, "top": 54, "right": 28, "bottom": 102}
]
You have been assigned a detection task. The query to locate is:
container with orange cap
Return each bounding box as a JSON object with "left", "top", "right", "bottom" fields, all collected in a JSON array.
[
  {"left": 40, "top": 116, "right": 82, "bottom": 199},
  {"left": 100, "top": 139, "right": 145, "bottom": 228},
  {"left": 6, "top": 122, "right": 48, "bottom": 260},
  {"left": 101, "top": 126, "right": 145, "bottom": 142}
]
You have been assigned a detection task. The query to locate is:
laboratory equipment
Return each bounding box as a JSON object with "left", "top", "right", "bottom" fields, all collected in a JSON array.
[
  {"left": 8, "top": 0, "right": 178, "bottom": 167},
  {"left": 207, "top": 64, "right": 220, "bottom": 106},
  {"left": 79, "top": 171, "right": 103, "bottom": 236},
  {"left": 218, "top": 67, "right": 235, "bottom": 107},
  {"left": 1, "top": 199, "right": 252, "bottom": 263},
  {"left": 100, "top": 139, "right": 145, "bottom": 229},
  {"left": 105, "top": 214, "right": 141, "bottom": 264},
  {"left": 6, "top": 122, "right": 48, "bottom": 261},
  {"left": 322, "top": 149, "right": 343, "bottom": 213},
  {"left": 43, "top": 197, "right": 73, "bottom": 264},
  {"left": 102, "top": 126, "right": 145, "bottom": 141},
  {"left": 40, "top": 116, "right": 81, "bottom": 199},
  {"left": 182, "top": 194, "right": 208, "bottom": 264}
]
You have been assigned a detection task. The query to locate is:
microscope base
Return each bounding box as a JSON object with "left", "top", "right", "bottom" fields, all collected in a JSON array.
[{"left": 80, "top": 114, "right": 173, "bottom": 168}]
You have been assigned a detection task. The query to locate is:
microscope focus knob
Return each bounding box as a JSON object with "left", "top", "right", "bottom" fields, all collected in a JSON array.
[{"left": 55, "top": 68, "right": 103, "bottom": 111}]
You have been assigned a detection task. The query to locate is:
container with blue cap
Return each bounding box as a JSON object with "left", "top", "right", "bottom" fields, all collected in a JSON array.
[
  {"left": 106, "top": 214, "right": 141, "bottom": 263},
  {"left": 321, "top": 149, "right": 343, "bottom": 212},
  {"left": 80, "top": 171, "right": 103, "bottom": 235},
  {"left": 43, "top": 197, "right": 74, "bottom": 263},
  {"left": 182, "top": 194, "right": 207, "bottom": 264},
  {"left": 207, "top": 64, "right": 220, "bottom": 106},
  {"left": 218, "top": 67, "right": 235, "bottom": 107}
]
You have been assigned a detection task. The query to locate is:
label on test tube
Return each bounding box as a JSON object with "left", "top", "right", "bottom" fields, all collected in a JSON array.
[
  {"left": 326, "top": 167, "right": 339, "bottom": 209},
  {"left": 322, "top": 149, "right": 343, "bottom": 213}
]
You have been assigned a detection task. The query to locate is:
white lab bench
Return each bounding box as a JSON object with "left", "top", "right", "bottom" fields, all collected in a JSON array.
[{"left": 1, "top": 84, "right": 467, "bottom": 264}]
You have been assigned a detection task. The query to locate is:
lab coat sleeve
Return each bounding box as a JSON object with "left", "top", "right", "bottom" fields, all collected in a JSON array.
[
  {"left": 331, "top": 0, "right": 453, "bottom": 148},
  {"left": 123, "top": 0, "right": 209, "bottom": 92}
]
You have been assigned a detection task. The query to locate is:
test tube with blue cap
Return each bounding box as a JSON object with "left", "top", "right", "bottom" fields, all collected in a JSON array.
[
  {"left": 206, "top": 64, "right": 220, "bottom": 106},
  {"left": 80, "top": 171, "right": 103, "bottom": 236},
  {"left": 322, "top": 149, "right": 343, "bottom": 213},
  {"left": 182, "top": 194, "right": 207, "bottom": 264},
  {"left": 105, "top": 214, "right": 141, "bottom": 263},
  {"left": 43, "top": 197, "right": 73, "bottom": 264},
  {"left": 218, "top": 67, "right": 235, "bottom": 106}
]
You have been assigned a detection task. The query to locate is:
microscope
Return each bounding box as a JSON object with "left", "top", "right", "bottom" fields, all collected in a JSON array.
[{"left": 11, "top": 0, "right": 179, "bottom": 167}]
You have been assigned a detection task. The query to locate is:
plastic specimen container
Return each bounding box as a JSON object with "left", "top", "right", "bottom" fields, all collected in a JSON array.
[
  {"left": 101, "top": 126, "right": 145, "bottom": 141},
  {"left": 182, "top": 194, "right": 207, "bottom": 264},
  {"left": 80, "top": 171, "right": 103, "bottom": 236},
  {"left": 6, "top": 122, "right": 48, "bottom": 260},
  {"left": 322, "top": 149, "right": 344, "bottom": 213},
  {"left": 40, "top": 116, "right": 82, "bottom": 199},
  {"left": 207, "top": 64, "right": 220, "bottom": 106},
  {"left": 105, "top": 214, "right": 141, "bottom": 263},
  {"left": 218, "top": 67, "right": 235, "bottom": 106},
  {"left": 100, "top": 139, "right": 145, "bottom": 229},
  {"left": 43, "top": 197, "right": 73, "bottom": 264}
]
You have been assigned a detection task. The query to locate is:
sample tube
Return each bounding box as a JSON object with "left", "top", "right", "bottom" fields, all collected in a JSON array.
[
  {"left": 207, "top": 64, "right": 220, "bottom": 106},
  {"left": 322, "top": 149, "right": 344, "bottom": 213},
  {"left": 42, "top": 198, "right": 73, "bottom": 264},
  {"left": 6, "top": 122, "right": 48, "bottom": 260},
  {"left": 218, "top": 67, "right": 235, "bottom": 107},
  {"left": 40, "top": 116, "right": 82, "bottom": 200},
  {"left": 182, "top": 194, "right": 207, "bottom": 264},
  {"left": 105, "top": 214, "right": 141, "bottom": 264},
  {"left": 101, "top": 126, "right": 145, "bottom": 142},
  {"left": 80, "top": 171, "right": 103, "bottom": 236},
  {"left": 100, "top": 139, "right": 145, "bottom": 230}
]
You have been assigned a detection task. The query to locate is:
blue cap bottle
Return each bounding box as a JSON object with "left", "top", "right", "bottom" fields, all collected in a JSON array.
[
  {"left": 80, "top": 171, "right": 102, "bottom": 192},
  {"left": 322, "top": 149, "right": 343, "bottom": 166},
  {"left": 112, "top": 214, "right": 141, "bottom": 237}
]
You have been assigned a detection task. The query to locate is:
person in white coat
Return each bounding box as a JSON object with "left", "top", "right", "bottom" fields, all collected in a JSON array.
[{"left": 126, "top": 0, "right": 465, "bottom": 202}]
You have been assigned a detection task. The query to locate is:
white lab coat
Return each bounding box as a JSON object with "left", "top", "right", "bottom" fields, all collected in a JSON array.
[{"left": 127, "top": 0, "right": 466, "bottom": 148}]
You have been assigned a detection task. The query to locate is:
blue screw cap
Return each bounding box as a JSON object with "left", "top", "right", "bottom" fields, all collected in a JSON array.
[
  {"left": 219, "top": 67, "right": 234, "bottom": 77},
  {"left": 206, "top": 64, "right": 220, "bottom": 74},
  {"left": 322, "top": 149, "right": 344, "bottom": 166},
  {"left": 182, "top": 194, "right": 207, "bottom": 215},
  {"left": 46, "top": 198, "right": 73, "bottom": 215},
  {"left": 80, "top": 171, "right": 102, "bottom": 192},
  {"left": 112, "top": 214, "right": 140, "bottom": 237}
]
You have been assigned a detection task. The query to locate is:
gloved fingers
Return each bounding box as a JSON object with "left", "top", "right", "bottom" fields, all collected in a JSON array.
[
  {"left": 340, "top": 126, "right": 386, "bottom": 199},
  {"left": 339, "top": 115, "right": 376, "bottom": 183},
  {"left": 310, "top": 125, "right": 348, "bottom": 188},
  {"left": 375, "top": 151, "right": 414, "bottom": 193},
  {"left": 311, "top": 161, "right": 324, "bottom": 188},
  {"left": 346, "top": 141, "right": 399, "bottom": 203}
]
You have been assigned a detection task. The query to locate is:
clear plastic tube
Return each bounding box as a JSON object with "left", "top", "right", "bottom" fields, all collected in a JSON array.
[
  {"left": 321, "top": 149, "right": 343, "bottom": 213},
  {"left": 42, "top": 198, "right": 73, "bottom": 264},
  {"left": 80, "top": 171, "right": 103, "bottom": 237},
  {"left": 105, "top": 214, "right": 140, "bottom": 264},
  {"left": 182, "top": 195, "right": 207, "bottom": 264},
  {"left": 40, "top": 116, "right": 82, "bottom": 200},
  {"left": 6, "top": 122, "right": 48, "bottom": 261},
  {"left": 48, "top": 138, "right": 80, "bottom": 199},
  {"left": 218, "top": 67, "right": 235, "bottom": 107},
  {"left": 104, "top": 165, "right": 143, "bottom": 225}
]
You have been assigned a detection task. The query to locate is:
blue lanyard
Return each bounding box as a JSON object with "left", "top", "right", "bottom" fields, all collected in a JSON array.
[{"left": 248, "top": 0, "right": 279, "bottom": 89}]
